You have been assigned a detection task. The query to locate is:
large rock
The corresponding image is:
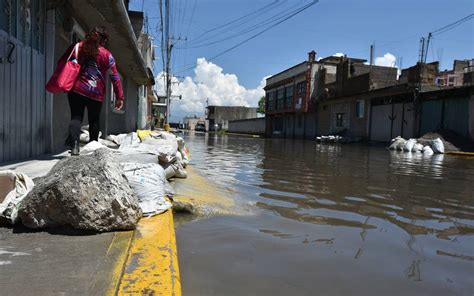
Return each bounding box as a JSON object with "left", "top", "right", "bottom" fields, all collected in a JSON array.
[{"left": 18, "top": 149, "right": 142, "bottom": 231}]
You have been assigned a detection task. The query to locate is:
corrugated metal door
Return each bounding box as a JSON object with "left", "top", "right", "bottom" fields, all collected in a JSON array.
[
  {"left": 420, "top": 100, "right": 442, "bottom": 135},
  {"left": 370, "top": 104, "right": 392, "bottom": 142},
  {"left": 0, "top": 0, "right": 46, "bottom": 163},
  {"left": 444, "top": 98, "right": 469, "bottom": 137},
  {"left": 402, "top": 103, "right": 415, "bottom": 139},
  {"left": 391, "top": 103, "right": 403, "bottom": 138}
]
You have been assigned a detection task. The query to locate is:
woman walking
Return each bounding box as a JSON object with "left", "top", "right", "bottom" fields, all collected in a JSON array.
[{"left": 58, "top": 27, "right": 124, "bottom": 155}]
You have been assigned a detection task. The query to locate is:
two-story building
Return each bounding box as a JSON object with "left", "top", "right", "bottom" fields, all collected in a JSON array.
[{"left": 264, "top": 51, "right": 338, "bottom": 138}]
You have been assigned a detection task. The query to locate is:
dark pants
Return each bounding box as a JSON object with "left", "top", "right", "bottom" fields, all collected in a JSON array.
[{"left": 67, "top": 92, "right": 103, "bottom": 145}]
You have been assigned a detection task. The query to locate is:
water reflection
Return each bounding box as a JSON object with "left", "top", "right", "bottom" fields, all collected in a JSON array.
[{"left": 258, "top": 140, "right": 474, "bottom": 240}]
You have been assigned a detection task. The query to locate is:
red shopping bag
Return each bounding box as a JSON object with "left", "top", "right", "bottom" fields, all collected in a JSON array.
[{"left": 46, "top": 43, "right": 81, "bottom": 93}]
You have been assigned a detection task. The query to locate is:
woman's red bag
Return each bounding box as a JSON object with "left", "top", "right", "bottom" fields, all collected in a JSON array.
[{"left": 46, "top": 43, "right": 81, "bottom": 93}]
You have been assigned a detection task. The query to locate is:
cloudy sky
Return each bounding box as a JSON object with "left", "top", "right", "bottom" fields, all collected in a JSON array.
[{"left": 131, "top": 0, "right": 474, "bottom": 122}]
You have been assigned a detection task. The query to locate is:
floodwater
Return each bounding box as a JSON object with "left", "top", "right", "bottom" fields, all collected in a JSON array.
[{"left": 176, "top": 133, "right": 474, "bottom": 296}]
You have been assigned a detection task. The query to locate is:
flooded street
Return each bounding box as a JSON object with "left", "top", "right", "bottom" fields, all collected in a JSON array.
[{"left": 176, "top": 133, "right": 474, "bottom": 296}]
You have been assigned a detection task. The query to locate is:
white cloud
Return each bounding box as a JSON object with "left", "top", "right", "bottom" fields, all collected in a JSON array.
[
  {"left": 333, "top": 52, "right": 345, "bottom": 57},
  {"left": 155, "top": 58, "right": 266, "bottom": 122},
  {"left": 374, "top": 53, "right": 397, "bottom": 67}
]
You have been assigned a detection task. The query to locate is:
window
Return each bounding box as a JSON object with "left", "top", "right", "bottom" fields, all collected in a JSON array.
[
  {"left": 285, "top": 86, "right": 293, "bottom": 109},
  {"left": 266, "top": 91, "right": 275, "bottom": 111},
  {"left": 297, "top": 82, "right": 306, "bottom": 94},
  {"left": 336, "top": 113, "right": 344, "bottom": 127},
  {"left": 277, "top": 88, "right": 285, "bottom": 110},
  {"left": 297, "top": 115, "right": 303, "bottom": 128},
  {"left": 355, "top": 100, "right": 364, "bottom": 118}
]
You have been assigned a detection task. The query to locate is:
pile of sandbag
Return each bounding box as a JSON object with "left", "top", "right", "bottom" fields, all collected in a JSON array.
[
  {"left": 388, "top": 136, "right": 444, "bottom": 154},
  {"left": 0, "top": 170, "right": 34, "bottom": 224},
  {"left": 316, "top": 135, "right": 345, "bottom": 143},
  {"left": 117, "top": 130, "right": 190, "bottom": 180},
  {"left": 1, "top": 130, "right": 190, "bottom": 231}
]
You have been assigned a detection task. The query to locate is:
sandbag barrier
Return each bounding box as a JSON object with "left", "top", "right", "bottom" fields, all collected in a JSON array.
[
  {"left": 388, "top": 136, "right": 444, "bottom": 154},
  {"left": 0, "top": 130, "right": 191, "bottom": 230}
]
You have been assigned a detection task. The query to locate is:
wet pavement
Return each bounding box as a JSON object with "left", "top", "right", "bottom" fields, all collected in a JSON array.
[{"left": 176, "top": 133, "right": 474, "bottom": 296}]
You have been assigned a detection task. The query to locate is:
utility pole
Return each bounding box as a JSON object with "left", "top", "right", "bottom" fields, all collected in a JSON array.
[
  {"left": 164, "top": 0, "right": 172, "bottom": 125},
  {"left": 369, "top": 43, "right": 374, "bottom": 67}
]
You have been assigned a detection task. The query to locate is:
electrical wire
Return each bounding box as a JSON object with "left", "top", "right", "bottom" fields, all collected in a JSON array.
[
  {"left": 175, "top": 0, "right": 319, "bottom": 74},
  {"left": 181, "top": 1, "right": 296, "bottom": 49},
  {"left": 186, "top": 0, "right": 282, "bottom": 45},
  {"left": 431, "top": 13, "right": 473, "bottom": 36}
]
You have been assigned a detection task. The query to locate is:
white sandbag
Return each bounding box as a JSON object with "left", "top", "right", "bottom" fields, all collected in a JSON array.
[
  {"left": 80, "top": 130, "right": 90, "bottom": 143},
  {"left": 164, "top": 164, "right": 175, "bottom": 180},
  {"left": 163, "top": 162, "right": 187, "bottom": 179},
  {"left": 158, "top": 131, "right": 177, "bottom": 141},
  {"left": 431, "top": 138, "right": 445, "bottom": 154},
  {"left": 412, "top": 143, "right": 423, "bottom": 153},
  {"left": 119, "top": 133, "right": 141, "bottom": 149},
  {"left": 164, "top": 181, "right": 175, "bottom": 197},
  {"left": 388, "top": 137, "right": 406, "bottom": 150},
  {"left": 0, "top": 170, "right": 34, "bottom": 224},
  {"left": 176, "top": 151, "right": 184, "bottom": 167},
  {"left": 423, "top": 146, "right": 434, "bottom": 155},
  {"left": 176, "top": 136, "right": 185, "bottom": 152},
  {"left": 122, "top": 163, "right": 171, "bottom": 216},
  {"left": 106, "top": 133, "right": 129, "bottom": 146},
  {"left": 80, "top": 141, "right": 112, "bottom": 155},
  {"left": 403, "top": 139, "right": 417, "bottom": 152},
  {"left": 79, "top": 129, "right": 102, "bottom": 143},
  {"left": 142, "top": 137, "right": 178, "bottom": 164},
  {"left": 116, "top": 152, "right": 158, "bottom": 164},
  {"left": 99, "top": 138, "right": 119, "bottom": 148}
]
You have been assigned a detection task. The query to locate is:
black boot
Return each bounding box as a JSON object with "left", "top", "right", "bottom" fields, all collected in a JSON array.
[{"left": 71, "top": 140, "right": 80, "bottom": 156}]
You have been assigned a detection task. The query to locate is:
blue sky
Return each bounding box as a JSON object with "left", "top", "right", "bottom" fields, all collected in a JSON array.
[{"left": 130, "top": 0, "right": 473, "bottom": 121}]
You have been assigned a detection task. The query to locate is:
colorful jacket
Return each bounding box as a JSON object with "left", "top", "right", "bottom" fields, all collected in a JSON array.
[{"left": 59, "top": 42, "right": 124, "bottom": 102}]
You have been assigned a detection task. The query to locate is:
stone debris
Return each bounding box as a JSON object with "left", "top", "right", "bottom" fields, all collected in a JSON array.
[{"left": 18, "top": 149, "right": 142, "bottom": 231}]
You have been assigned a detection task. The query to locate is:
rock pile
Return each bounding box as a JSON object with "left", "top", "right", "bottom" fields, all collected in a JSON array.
[{"left": 18, "top": 149, "right": 142, "bottom": 231}]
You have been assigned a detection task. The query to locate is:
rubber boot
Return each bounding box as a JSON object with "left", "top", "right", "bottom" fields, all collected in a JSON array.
[{"left": 71, "top": 140, "right": 80, "bottom": 156}]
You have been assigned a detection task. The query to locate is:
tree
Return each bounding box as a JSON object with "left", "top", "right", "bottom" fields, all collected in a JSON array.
[{"left": 257, "top": 96, "right": 265, "bottom": 114}]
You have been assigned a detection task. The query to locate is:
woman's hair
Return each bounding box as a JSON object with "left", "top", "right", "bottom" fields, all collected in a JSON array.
[{"left": 81, "top": 27, "right": 109, "bottom": 60}]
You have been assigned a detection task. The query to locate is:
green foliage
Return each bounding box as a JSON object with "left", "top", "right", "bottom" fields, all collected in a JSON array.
[{"left": 257, "top": 96, "right": 265, "bottom": 114}]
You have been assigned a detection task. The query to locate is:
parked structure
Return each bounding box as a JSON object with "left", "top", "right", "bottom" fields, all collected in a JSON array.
[
  {"left": 183, "top": 116, "right": 205, "bottom": 131},
  {"left": 0, "top": 0, "right": 156, "bottom": 163},
  {"left": 152, "top": 95, "right": 167, "bottom": 129},
  {"left": 206, "top": 106, "right": 257, "bottom": 131}
]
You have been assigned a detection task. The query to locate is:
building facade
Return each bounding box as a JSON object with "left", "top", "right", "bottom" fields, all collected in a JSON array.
[
  {"left": 0, "top": 0, "right": 155, "bottom": 163},
  {"left": 265, "top": 50, "right": 473, "bottom": 142},
  {"left": 206, "top": 106, "right": 258, "bottom": 131},
  {"left": 183, "top": 116, "right": 205, "bottom": 131}
]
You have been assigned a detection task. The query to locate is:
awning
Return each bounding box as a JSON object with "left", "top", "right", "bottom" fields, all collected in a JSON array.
[{"left": 68, "top": 0, "right": 148, "bottom": 84}]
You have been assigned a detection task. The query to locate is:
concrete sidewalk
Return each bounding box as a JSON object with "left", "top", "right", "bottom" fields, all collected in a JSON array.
[{"left": 0, "top": 155, "right": 181, "bottom": 296}]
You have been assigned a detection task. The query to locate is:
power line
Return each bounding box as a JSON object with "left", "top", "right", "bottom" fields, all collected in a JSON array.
[
  {"left": 431, "top": 13, "right": 474, "bottom": 36},
  {"left": 175, "top": 0, "right": 319, "bottom": 74},
  {"left": 180, "top": 1, "right": 297, "bottom": 49},
  {"left": 186, "top": 0, "right": 282, "bottom": 45}
]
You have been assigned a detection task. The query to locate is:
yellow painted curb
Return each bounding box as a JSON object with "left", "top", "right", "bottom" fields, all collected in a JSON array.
[
  {"left": 117, "top": 210, "right": 181, "bottom": 295},
  {"left": 103, "top": 231, "right": 134, "bottom": 296}
]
